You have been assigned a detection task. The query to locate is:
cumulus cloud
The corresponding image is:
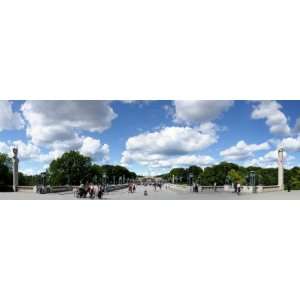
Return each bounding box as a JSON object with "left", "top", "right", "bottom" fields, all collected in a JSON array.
[
  {"left": 126, "top": 153, "right": 214, "bottom": 170},
  {"left": 18, "top": 101, "right": 114, "bottom": 163},
  {"left": 122, "top": 125, "right": 217, "bottom": 160},
  {"left": 244, "top": 150, "right": 294, "bottom": 169},
  {"left": 0, "top": 101, "right": 24, "bottom": 131},
  {"left": 21, "top": 100, "right": 117, "bottom": 146},
  {"left": 220, "top": 140, "right": 270, "bottom": 161},
  {"left": 251, "top": 101, "right": 291, "bottom": 136},
  {"left": 37, "top": 136, "right": 110, "bottom": 163},
  {"left": 174, "top": 100, "right": 234, "bottom": 125},
  {"left": 0, "top": 141, "right": 10, "bottom": 154},
  {"left": 121, "top": 125, "right": 217, "bottom": 170},
  {"left": 0, "top": 140, "right": 40, "bottom": 160},
  {"left": 79, "top": 137, "right": 109, "bottom": 161},
  {"left": 279, "top": 136, "right": 300, "bottom": 152}
]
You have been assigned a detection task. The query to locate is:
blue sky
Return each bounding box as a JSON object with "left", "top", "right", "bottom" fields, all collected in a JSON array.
[{"left": 0, "top": 100, "right": 300, "bottom": 175}]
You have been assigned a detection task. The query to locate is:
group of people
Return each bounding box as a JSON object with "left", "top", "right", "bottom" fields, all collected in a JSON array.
[
  {"left": 76, "top": 183, "right": 105, "bottom": 199},
  {"left": 153, "top": 182, "right": 162, "bottom": 191},
  {"left": 233, "top": 182, "right": 241, "bottom": 195},
  {"left": 192, "top": 183, "right": 199, "bottom": 192},
  {"left": 128, "top": 183, "right": 136, "bottom": 193}
]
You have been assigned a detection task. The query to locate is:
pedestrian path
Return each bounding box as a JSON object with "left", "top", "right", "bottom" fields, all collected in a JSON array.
[{"left": 0, "top": 185, "right": 299, "bottom": 200}]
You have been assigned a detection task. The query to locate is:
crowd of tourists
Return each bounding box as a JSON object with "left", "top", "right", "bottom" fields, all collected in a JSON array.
[
  {"left": 128, "top": 183, "right": 136, "bottom": 193},
  {"left": 75, "top": 182, "right": 105, "bottom": 199}
]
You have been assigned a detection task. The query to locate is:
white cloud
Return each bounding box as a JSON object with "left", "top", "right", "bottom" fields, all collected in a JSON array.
[
  {"left": 79, "top": 136, "right": 109, "bottom": 162},
  {"left": 0, "top": 141, "right": 10, "bottom": 154},
  {"left": 21, "top": 100, "right": 117, "bottom": 146},
  {"left": 121, "top": 125, "right": 217, "bottom": 171},
  {"left": 0, "top": 140, "right": 40, "bottom": 160},
  {"left": 244, "top": 150, "right": 294, "bottom": 169},
  {"left": 279, "top": 136, "right": 300, "bottom": 152},
  {"left": 19, "top": 101, "right": 114, "bottom": 163},
  {"left": 38, "top": 150, "right": 65, "bottom": 163},
  {"left": 38, "top": 136, "right": 110, "bottom": 163},
  {"left": 0, "top": 101, "right": 24, "bottom": 131},
  {"left": 152, "top": 154, "right": 215, "bottom": 169},
  {"left": 122, "top": 125, "right": 218, "bottom": 162},
  {"left": 174, "top": 100, "right": 233, "bottom": 125},
  {"left": 11, "top": 140, "right": 41, "bottom": 160},
  {"left": 251, "top": 101, "right": 291, "bottom": 136},
  {"left": 220, "top": 140, "right": 270, "bottom": 161}
]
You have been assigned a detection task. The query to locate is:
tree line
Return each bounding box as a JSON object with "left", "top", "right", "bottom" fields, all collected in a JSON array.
[
  {"left": 159, "top": 162, "right": 300, "bottom": 189},
  {"left": 0, "top": 151, "right": 137, "bottom": 189},
  {"left": 1, "top": 151, "right": 300, "bottom": 190}
]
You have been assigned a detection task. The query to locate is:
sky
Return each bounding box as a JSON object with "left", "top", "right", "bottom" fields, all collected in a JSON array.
[{"left": 1, "top": 100, "right": 300, "bottom": 176}]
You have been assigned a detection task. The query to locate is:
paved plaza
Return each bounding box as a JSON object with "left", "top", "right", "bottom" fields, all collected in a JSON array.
[{"left": 0, "top": 185, "right": 299, "bottom": 200}]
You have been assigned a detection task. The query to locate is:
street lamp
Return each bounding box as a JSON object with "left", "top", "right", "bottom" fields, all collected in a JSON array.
[
  {"left": 41, "top": 172, "right": 46, "bottom": 186},
  {"left": 249, "top": 171, "right": 256, "bottom": 193},
  {"left": 189, "top": 173, "right": 193, "bottom": 186},
  {"left": 249, "top": 171, "right": 256, "bottom": 186}
]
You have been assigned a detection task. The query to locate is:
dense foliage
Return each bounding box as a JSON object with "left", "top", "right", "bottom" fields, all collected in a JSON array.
[
  {"left": 0, "top": 153, "right": 12, "bottom": 190},
  {"left": 162, "top": 161, "right": 299, "bottom": 188},
  {"left": 47, "top": 151, "right": 137, "bottom": 185}
]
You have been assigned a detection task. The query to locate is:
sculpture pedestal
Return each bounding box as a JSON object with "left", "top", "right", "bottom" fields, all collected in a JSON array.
[{"left": 12, "top": 157, "right": 19, "bottom": 192}]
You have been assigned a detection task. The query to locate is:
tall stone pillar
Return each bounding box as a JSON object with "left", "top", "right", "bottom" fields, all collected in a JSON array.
[
  {"left": 12, "top": 148, "right": 19, "bottom": 192},
  {"left": 278, "top": 148, "right": 284, "bottom": 191}
]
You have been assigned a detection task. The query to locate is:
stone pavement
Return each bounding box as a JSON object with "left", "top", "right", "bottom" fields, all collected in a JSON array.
[{"left": 0, "top": 185, "right": 299, "bottom": 200}]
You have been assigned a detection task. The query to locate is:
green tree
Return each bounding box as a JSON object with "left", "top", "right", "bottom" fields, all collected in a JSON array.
[
  {"left": 227, "top": 169, "right": 245, "bottom": 184},
  {"left": 169, "top": 168, "right": 187, "bottom": 183},
  {"left": 0, "top": 153, "right": 12, "bottom": 185},
  {"left": 48, "top": 151, "right": 92, "bottom": 185},
  {"left": 186, "top": 165, "right": 203, "bottom": 180},
  {"left": 286, "top": 167, "right": 300, "bottom": 189}
]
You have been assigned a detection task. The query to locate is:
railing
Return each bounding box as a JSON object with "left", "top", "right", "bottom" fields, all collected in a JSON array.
[
  {"left": 17, "top": 185, "right": 34, "bottom": 192},
  {"left": 200, "top": 186, "right": 224, "bottom": 192},
  {"left": 167, "top": 184, "right": 225, "bottom": 192},
  {"left": 259, "top": 185, "right": 281, "bottom": 192}
]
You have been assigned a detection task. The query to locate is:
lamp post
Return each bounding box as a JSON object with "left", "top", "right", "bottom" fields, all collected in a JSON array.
[
  {"left": 249, "top": 171, "right": 256, "bottom": 193},
  {"left": 41, "top": 172, "right": 46, "bottom": 187},
  {"left": 189, "top": 173, "right": 193, "bottom": 185},
  {"left": 12, "top": 147, "right": 19, "bottom": 192},
  {"left": 189, "top": 173, "right": 193, "bottom": 192}
]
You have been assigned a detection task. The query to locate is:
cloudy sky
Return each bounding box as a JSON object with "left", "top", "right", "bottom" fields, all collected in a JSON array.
[{"left": 1, "top": 100, "right": 300, "bottom": 175}]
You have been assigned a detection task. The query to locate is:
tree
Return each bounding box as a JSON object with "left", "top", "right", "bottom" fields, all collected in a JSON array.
[
  {"left": 169, "top": 168, "right": 187, "bottom": 183},
  {"left": 186, "top": 165, "right": 203, "bottom": 180},
  {"left": 0, "top": 153, "right": 12, "bottom": 186},
  {"left": 286, "top": 167, "right": 300, "bottom": 189},
  {"left": 47, "top": 151, "right": 137, "bottom": 186},
  {"left": 48, "top": 151, "right": 92, "bottom": 185},
  {"left": 227, "top": 169, "right": 245, "bottom": 184}
]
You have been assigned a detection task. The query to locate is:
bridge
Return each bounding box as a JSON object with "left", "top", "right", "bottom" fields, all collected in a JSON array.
[{"left": 2, "top": 147, "right": 289, "bottom": 199}]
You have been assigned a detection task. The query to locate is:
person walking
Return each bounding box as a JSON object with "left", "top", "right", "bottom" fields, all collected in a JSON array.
[
  {"left": 287, "top": 181, "right": 291, "bottom": 192},
  {"left": 234, "top": 182, "right": 237, "bottom": 193},
  {"left": 237, "top": 182, "right": 241, "bottom": 195},
  {"left": 97, "top": 185, "right": 103, "bottom": 199}
]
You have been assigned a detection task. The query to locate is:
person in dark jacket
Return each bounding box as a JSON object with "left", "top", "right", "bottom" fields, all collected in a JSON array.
[{"left": 287, "top": 181, "right": 291, "bottom": 192}]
